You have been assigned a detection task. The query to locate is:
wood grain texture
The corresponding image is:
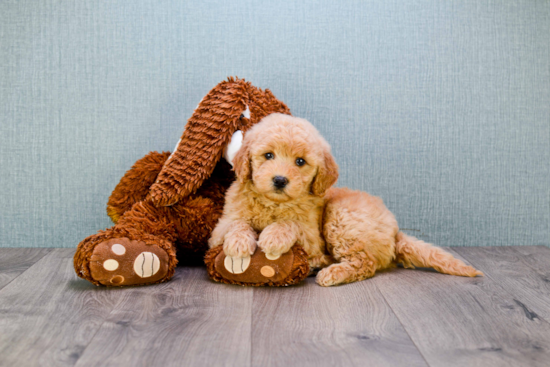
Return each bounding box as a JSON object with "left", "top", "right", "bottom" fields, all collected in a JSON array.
[
  {"left": 2, "top": 247, "right": 550, "bottom": 367},
  {"left": 372, "top": 248, "right": 550, "bottom": 367},
  {"left": 74, "top": 267, "right": 253, "bottom": 367},
  {"left": 251, "top": 277, "right": 427, "bottom": 367},
  {"left": 0, "top": 249, "right": 122, "bottom": 367},
  {"left": 0, "top": 248, "right": 51, "bottom": 290},
  {"left": 453, "top": 246, "right": 550, "bottom": 321}
]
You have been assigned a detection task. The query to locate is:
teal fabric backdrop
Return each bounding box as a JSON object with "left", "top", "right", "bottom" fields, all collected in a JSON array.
[{"left": 1, "top": 0, "right": 549, "bottom": 248}]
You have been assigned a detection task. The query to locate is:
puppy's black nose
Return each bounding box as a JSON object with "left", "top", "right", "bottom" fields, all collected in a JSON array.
[{"left": 273, "top": 176, "right": 288, "bottom": 189}]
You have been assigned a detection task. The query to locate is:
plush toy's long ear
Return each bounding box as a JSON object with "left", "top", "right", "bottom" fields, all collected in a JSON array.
[
  {"left": 311, "top": 149, "right": 339, "bottom": 196},
  {"left": 149, "top": 79, "right": 248, "bottom": 206}
]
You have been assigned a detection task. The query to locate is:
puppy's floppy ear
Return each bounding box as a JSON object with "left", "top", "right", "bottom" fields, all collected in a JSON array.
[
  {"left": 232, "top": 139, "right": 252, "bottom": 183},
  {"left": 311, "top": 149, "right": 339, "bottom": 196}
]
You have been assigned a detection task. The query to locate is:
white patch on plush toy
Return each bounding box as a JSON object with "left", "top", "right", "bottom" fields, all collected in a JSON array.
[
  {"left": 195, "top": 97, "right": 204, "bottom": 111},
  {"left": 103, "top": 259, "right": 119, "bottom": 271},
  {"left": 224, "top": 255, "right": 251, "bottom": 274},
  {"left": 134, "top": 252, "right": 160, "bottom": 278},
  {"left": 111, "top": 244, "right": 126, "bottom": 255},
  {"left": 242, "top": 105, "right": 250, "bottom": 119},
  {"left": 223, "top": 130, "right": 243, "bottom": 167},
  {"left": 265, "top": 253, "right": 280, "bottom": 261},
  {"left": 166, "top": 138, "right": 181, "bottom": 162}
]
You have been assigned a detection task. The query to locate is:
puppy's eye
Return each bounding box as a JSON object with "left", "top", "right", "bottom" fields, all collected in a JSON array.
[
  {"left": 265, "top": 153, "right": 274, "bottom": 160},
  {"left": 296, "top": 158, "right": 306, "bottom": 166}
]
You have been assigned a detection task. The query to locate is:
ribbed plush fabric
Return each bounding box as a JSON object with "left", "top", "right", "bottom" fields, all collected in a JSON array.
[{"left": 1, "top": 0, "right": 549, "bottom": 248}]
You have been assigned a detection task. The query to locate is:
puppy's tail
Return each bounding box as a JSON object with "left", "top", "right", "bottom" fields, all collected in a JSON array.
[{"left": 394, "top": 232, "right": 483, "bottom": 277}]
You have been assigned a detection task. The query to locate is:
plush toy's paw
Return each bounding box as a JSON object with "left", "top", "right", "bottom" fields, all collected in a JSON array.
[
  {"left": 205, "top": 245, "right": 310, "bottom": 287},
  {"left": 88, "top": 238, "right": 171, "bottom": 286}
]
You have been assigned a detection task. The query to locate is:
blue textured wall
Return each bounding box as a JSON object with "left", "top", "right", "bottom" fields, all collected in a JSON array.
[{"left": 1, "top": 0, "right": 549, "bottom": 248}]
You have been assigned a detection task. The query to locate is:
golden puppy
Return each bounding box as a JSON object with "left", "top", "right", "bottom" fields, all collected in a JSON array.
[{"left": 208, "top": 113, "right": 482, "bottom": 286}]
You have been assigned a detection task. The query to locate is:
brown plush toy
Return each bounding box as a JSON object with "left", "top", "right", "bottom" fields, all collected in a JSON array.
[
  {"left": 74, "top": 77, "right": 295, "bottom": 287},
  {"left": 205, "top": 244, "right": 310, "bottom": 286}
]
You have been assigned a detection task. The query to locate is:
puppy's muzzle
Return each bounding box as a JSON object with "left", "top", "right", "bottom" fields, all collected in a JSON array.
[{"left": 273, "top": 176, "right": 289, "bottom": 189}]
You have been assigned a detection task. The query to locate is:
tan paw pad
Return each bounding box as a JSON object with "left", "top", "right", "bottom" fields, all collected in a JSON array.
[
  {"left": 110, "top": 275, "right": 125, "bottom": 285},
  {"left": 260, "top": 265, "right": 275, "bottom": 278}
]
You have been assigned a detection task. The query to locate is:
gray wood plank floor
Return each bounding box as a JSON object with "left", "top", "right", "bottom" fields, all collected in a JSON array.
[
  {"left": 0, "top": 248, "right": 51, "bottom": 290},
  {"left": 0, "top": 246, "right": 549, "bottom": 367}
]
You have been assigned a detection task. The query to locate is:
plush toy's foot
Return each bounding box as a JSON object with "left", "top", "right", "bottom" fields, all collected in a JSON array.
[
  {"left": 204, "top": 244, "right": 309, "bottom": 286},
  {"left": 88, "top": 238, "right": 171, "bottom": 286},
  {"left": 74, "top": 231, "right": 177, "bottom": 287}
]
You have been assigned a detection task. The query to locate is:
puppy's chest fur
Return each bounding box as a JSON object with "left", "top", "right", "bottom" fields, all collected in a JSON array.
[
  {"left": 230, "top": 184, "right": 324, "bottom": 233},
  {"left": 252, "top": 197, "right": 323, "bottom": 233}
]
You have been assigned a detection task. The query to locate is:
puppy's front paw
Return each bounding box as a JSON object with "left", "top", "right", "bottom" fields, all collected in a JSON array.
[
  {"left": 258, "top": 226, "right": 295, "bottom": 259},
  {"left": 223, "top": 233, "right": 257, "bottom": 258},
  {"left": 316, "top": 264, "right": 351, "bottom": 287}
]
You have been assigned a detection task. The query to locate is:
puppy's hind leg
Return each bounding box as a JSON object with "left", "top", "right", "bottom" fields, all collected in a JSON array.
[{"left": 316, "top": 242, "right": 377, "bottom": 287}]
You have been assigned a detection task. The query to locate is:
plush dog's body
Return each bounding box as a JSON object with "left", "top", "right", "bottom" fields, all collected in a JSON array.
[
  {"left": 209, "top": 114, "right": 482, "bottom": 286},
  {"left": 74, "top": 79, "right": 291, "bottom": 287}
]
